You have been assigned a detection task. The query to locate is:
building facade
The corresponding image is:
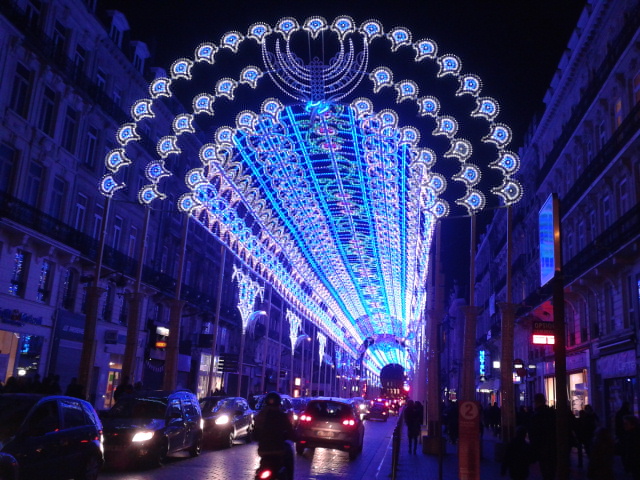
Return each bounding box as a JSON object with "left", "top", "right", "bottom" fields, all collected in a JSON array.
[
  {"left": 0, "top": 0, "right": 358, "bottom": 408},
  {"left": 472, "top": 0, "right": 640, "bottom": 428}
]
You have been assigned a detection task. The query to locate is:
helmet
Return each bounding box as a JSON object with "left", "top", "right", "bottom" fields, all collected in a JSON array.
[{"left": 264, "top": 391, "right": 281, "bottom": 407}]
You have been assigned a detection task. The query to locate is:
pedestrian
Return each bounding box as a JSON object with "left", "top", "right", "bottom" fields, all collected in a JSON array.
[
  {"left": 113, "top": 375, "right": 132, "bottom": 403},
  {"left": 620, "top": 415, "right": 640, "bottom": 480},
  {"left": 501, "top": 425, "right": 534, "bottom": 479},
  {"left": 575, "top": 404, "right": 598, "bottom": 466},
  {"left": 404, "top": 399, "right": 421, "bottom": 454},
  {"left": 489, "top": 402, "right": 501, "bottom": 436},
  {"left": 614, "top": 401, "right": 632, "bottom": 443},
  {"left": 528, "top": 393, "right": 557, "bottom": 480},
  {"left": 65, "top": 377, "right": 85, "bottom": 399},
  {"left": 587, "top": 427, "right": 615, "bottom": 479}
]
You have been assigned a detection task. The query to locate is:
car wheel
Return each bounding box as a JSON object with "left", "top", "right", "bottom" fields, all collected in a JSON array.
[
  {"left": 155, "top": 439, "right": 169, "bottom": 467},
  {"left": 295, "top": 443, "right": 305, "bottom": 455},
  {"left": 76, "top": 454, "right": 101, "bottom": 480},
  {"left": 349, "top": 448, "right": 359, "bottom": 460},
  {"left": 189, "top": 434, "right": 202, "bottom": 457},
  {"left": 245, "top": 425, "right": 253, "bottom": 443},
  {"left": 225, "top": 430, "right": 235, "bottom": 449}
]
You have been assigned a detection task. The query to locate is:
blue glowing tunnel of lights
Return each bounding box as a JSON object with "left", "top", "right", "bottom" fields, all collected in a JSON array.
[{"left": 100, "top": 15, "right": 522, "bottom": 377}]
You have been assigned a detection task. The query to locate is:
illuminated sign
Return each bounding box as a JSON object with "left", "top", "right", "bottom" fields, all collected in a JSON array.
[
  {"left": 539, "top": 194, "right": 556, "bottom": 286},
  {"left": 532, "top": 334, "right": 555, "bottom": 345},
  {"left": 532, "top": 321, "right": 555, "bottom": 345},
  {"left": 479, "top": 350, "right": 486, "bottom": 377}
]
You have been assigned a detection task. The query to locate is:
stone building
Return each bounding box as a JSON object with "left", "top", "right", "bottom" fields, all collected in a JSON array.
[{"left": 473, "top": 0, "right": 640, "bottom": 427}]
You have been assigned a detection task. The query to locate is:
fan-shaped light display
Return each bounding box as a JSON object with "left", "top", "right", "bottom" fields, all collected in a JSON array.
[{"left": 101, "top": 15, "right": 522, "bottom": 377}]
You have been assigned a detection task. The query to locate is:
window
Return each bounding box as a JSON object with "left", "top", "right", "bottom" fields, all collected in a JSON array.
[
  {"left": 61, "top": 107, "right": 79, "bottom": 153},
  {"left": 92, "top": 202, "right": 104, "bottom": 240},
  {"left": 589, "top": 210, "right": 597, "bottom": 242},
  {"left": 102, "top": 282, "right": 115, "bottom": 322},
  {"left": 25, "top": 161, "right": 43, "bottom": 207},
  {"left": 9, "top": 249, "right": 29, "bottom": 297},
  {"left": 112, "top": 87, "right": 122, "bottom": 108},
  {"left": 160, "top": 246, "right": 168, "bottom": 272},
  {"left": 52, "top": 21, "right": 67, "bottom": 58},
  {"left": 602, "top": 195, "right": 611, "bottom": 229},
  {"left": 0, "top": 144, "right": 16, "bottom": 193},
  {"left": 61, "top": 399, "right": 87, "bottom": 427},
  {"left": 82, "top": 126, "right": 99, "bottom": 169},
  {"left": 10, "top": 63, "right": 32, "bottom": 117},
  {"left": 127, "top": 226, "right": 137, "bottom": 258},
  {"left": 113, "top": 215, "right": 123, "bottom": 250},
  {"left": 73, "top": 45, "right": 86, "bottom": 77},
  {"left": 73, "top": 193, "right": 88, "bottom": 231},
  {"left": 634, "top": 73, "right": 640, "bottom": 104},
  {"left": 614, "top": 98, "right": 623, "bottom": 128},
  {"left": 618, "top": 178, "right": 630, "bottom": 215},
  {"left": 49, "top": 176, "right": 66, "bottom": 219},
  {"left": 604, "top": 283, "right": 615, "bottom": 333},
  {"left": 36, "top": 259, "right": 52, "bottom": 303},
  {"left": 109, "top": 24, "right": 122, "bottom": 47},
  {"left": 25, "top": 0, "right": 42, "bottom": 29},
  {"left": 96, "top": 69, "right": 106, "bottom": 91},
  {"left": 577, "top": 220, "right": 585, "bottom": 252},
  {"left": 61, "top": 268, "right": 77, "bottom": 311},
  {"left": 38, "top": 86, "right": 56, "bottom": 136},
  {"left": 597, "top": 121, "right": 606, "bottom": 149}
]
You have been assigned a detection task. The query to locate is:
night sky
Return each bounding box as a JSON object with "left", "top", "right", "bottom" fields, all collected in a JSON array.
[{"left": 100, "top": 0, "right": 586, "bottom": 298}]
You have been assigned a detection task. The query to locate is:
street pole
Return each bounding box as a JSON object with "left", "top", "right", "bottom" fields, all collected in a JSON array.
[
  {"left": 78, "top": 195, "right": 111, "bottom": 403},
  {"left": 122, "top": 206, "right": 151, "bottom": 384},
  {"left": 551, "top": 195, "right": 569, "bottom": 479},
  {"left": 499, "top": 206, "right": 516, "bottom": 443},
  {"left": 461, "top": 214, "right": 478, "bottom": 401},
  {"left": 163, "top": 214, "right": 189, "bottom": 391},
  {"left": 207, "top": 244, "right": 226, "bottom": 395}
]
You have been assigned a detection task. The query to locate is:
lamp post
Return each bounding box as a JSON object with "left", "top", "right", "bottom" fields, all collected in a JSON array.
[
  {"left": 78, "top": 195, "right": 111, "bottom": 403},
  {"left": 163, "top": 213, "right": 189, "bottom": 391},
  {"left": 206, "top": 243, "right": 227, "bottom": 395},
  {"left": 121, "top": 206, "right": 151, "bottom": 385}
]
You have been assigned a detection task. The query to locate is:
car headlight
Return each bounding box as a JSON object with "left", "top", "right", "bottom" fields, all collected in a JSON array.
[
  {"left": 132, "top": 431, "right": 155, "bottom": 442},
  {"left": 293, "top": 414, "right": 299, "bottom": 421},
  {"left": 215, "top": 415, "right": 230, "bottom": 425}
]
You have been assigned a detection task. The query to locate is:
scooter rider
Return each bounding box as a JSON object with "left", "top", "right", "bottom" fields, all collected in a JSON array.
[{"left": 254, "top": 391, "right": 295, "bottom": 480}]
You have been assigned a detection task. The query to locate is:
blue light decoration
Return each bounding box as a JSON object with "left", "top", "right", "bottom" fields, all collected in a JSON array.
[{"left": 102, "top": 16, "right": 523, "bottom": 376}]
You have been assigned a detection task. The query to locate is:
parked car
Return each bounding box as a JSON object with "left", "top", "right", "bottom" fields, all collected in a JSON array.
[
  {"left": 290, "top": 397, "right": 309, "bottom": 425},
  {"left": 100, "top": 389, "right": 202, "bottom": 468},
  {"left": 295, "top": 397, "right": 365, "bottom": 460},
  {"left": 366, "top": 400, "right": 389, "bottom": 421},
  {"left": 0, "top": 452, "right": 18, "bottom": 480},
  {"left": 199, "top": 396, "right": 254, "bottom": 448},
  {"left": 255, "top": 393, "right": 296, "bottom": 424},
  {"left": 348, "top": 397, "right": 369, "bottom": 420},
  {"left": 0, "top": 393, "right": 104, "bottom": 480}
]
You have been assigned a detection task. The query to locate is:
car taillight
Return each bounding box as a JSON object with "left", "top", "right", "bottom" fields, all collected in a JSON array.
[
  {"left": 258, "top": 469, "right": 273, "bottom": 479},
  {"left": 342, "top": 418, "right": 356, "bottom": 426},
  {"left": 300, "top": 414, "right": 313, "bottom": 422}
]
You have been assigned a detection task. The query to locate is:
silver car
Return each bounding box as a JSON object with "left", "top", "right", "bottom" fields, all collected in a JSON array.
[{"left": 294, "top": 398, "right": 365, "bottom": 460}]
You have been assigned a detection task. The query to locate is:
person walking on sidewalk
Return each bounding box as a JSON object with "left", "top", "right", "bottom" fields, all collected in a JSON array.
[
  {"left": 528, "top": 393, "right": 557, "bottom": 480},
  {"left": 404, "top": 399, "right": 422, "bottom": 454},
  {"left": 587, "top": 427, "right": 615, "bottom": 479},
  {"left": 501, "top": 425, "right": 534, "bottom": 480}
]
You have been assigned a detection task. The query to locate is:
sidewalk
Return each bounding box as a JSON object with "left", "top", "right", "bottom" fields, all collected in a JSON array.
[{"left": 388, "top": 430, "right": 630, "bottom": 479}]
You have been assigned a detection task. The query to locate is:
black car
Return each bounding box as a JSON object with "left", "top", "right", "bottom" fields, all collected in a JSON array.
[
  {"left": 100, "top": 389, "right": 202, "bottom": 468},
  {"left": 0, "top": 393, "right": 104, "bottom": 480},
  {"left": 0, "top": 452, "right": 18, "bottom": 480},
  {"left": 255, "top": 393, "right": 296, "bottom": 424},
  {"left": 199, "top": 396, "right": 254, "bottom": 448}
]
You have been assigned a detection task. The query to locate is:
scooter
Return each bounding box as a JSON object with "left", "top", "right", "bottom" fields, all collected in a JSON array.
[{"left": 255, "top": 452, "right": 289, "bottom": 480}]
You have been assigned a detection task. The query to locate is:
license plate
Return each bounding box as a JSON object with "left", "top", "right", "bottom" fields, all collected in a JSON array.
[{"left": 317, "top": 430, "right": 334, "bottom": 438}]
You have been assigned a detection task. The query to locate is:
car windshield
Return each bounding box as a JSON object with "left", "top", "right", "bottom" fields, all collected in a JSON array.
[
  {"left": 291, "top": 398, "right": 307, "bottom": 410},
  {"left": 200, "top": 397, "right": 227, "bottom": 414},
  {"left": 106, "top": 398, "right": 167, "bottom": 419},
  {"left": 0, "top": 395, "right": 40, "bottom": 444},
  {"left": 306, "top": 401, "right": 352, "bottom": 419}
]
